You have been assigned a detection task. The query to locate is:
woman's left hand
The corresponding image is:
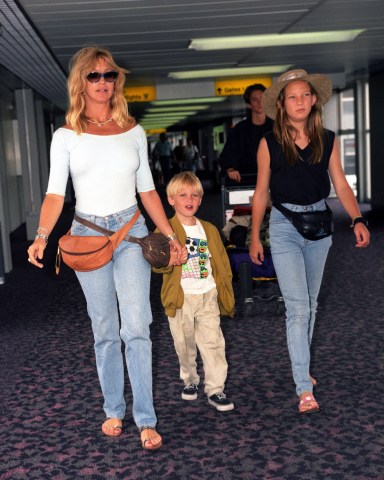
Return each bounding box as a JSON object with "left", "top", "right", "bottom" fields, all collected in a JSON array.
[
  {"left": 168, "top": 242, "right": 188, "bottom": 266},
  {"left": 354, "top": 224, "right": 370, "bottom": 248}
]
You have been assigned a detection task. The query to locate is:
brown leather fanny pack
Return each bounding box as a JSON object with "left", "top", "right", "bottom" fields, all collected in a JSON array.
[{"left": 56, "top": 209, "right": 170, "bottom": 274}]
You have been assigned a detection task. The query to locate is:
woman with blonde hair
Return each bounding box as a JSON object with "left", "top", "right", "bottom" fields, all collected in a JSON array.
[
  {"left": 250, "top": 69, "right": 370, "bottom": 414},
  {"left": 27, "top": 46, "right": 184, "bottom": 449}
]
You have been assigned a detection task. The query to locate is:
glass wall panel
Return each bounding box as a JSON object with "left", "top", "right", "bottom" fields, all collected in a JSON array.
[{"left": 339, "top": 89, "right": 357, "bottom": 193}]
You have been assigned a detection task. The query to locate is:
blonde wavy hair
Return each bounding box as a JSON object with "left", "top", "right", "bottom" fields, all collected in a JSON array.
[
  {"left": 66, "top": 46, "right": 134, "bottom": 134},
  {"left": 166, "top": 172, "right": 204, "bottom": 198},
  {"left": 274, "top": 83, "right": 324, "bottom": 165}
]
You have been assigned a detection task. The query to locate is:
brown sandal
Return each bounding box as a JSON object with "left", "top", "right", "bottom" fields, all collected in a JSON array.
[
  {"left": 140, "top": 426, "right": 162, "bottom": 450},
  {"left": 102, "top": 418, "right": 123, "bottom": 437},
  {"left": 299, "top": 393, "right": 320, "bottom": 414}
]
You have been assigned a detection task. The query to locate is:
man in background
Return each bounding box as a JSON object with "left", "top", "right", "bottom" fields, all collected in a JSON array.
[{"left": 220, "top": 84, "right": 274, "bottom": 182}]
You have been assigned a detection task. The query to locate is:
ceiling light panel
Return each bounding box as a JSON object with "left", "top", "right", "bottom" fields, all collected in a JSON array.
[
  {"left": 189, "top": 30, "right": 365, "bottom": 51},
  {"left": 169, "top": 65, "right": 291, "bottom": 80},
  {"left": 151, "top": 97, "right": 226, "bottom": 106},
  {"left": 146, "top": 106, "right": 209, "bottom": 113}
]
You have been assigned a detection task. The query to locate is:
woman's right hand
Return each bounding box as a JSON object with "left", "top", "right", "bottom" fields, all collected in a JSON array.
[
  {"left": 27, "top": 239, "right": 46, "bottom": 268},
  {"left": 26, "top": 194, "right": 64, "bottom": 269},
  {"left": 249, "top": 239, "right": 264, "bottom": 265}
]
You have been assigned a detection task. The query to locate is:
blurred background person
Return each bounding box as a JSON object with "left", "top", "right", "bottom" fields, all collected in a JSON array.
[
  {"left": 152, "top": 132, "right": 175, "bottom": 185},
  {"left": 184, "top": 136, "right": 201, "bottom": 173},
  {"left": 173, "top": 138, "right": 185, "bottom": 172},
  {"left": 220, "top": 83, "right": 274, "bottom": 182}
]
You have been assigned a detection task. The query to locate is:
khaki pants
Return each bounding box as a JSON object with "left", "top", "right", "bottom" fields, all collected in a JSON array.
[{"left": 168, "top": 288, "right": 228, "bottom": 396}]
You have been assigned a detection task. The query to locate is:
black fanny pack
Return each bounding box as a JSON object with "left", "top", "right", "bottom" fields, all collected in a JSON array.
[{"left": 273, "top": 202, "right": 334, "bottom": 241}]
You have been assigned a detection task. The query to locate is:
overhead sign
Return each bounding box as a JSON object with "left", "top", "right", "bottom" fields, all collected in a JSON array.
[
  {"left": 145, "top": 128, "right": 166, "bottom": 135},
  {"left": 124, "top": 86, "right": 156, "bottom": 102},
  {"left": 215, "top": 77, "right": 273, "bottom": 96}
]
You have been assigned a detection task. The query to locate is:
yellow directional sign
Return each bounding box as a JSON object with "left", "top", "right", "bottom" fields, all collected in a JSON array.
[
  {"left": 124, "top": 86, "right": 156, "bottom": 102},
  {"left": 215, "top": 77, "right": 273, "bottom": 96},
  {"left": 146, "top": 128, "right": 167, "bottom": 135}
]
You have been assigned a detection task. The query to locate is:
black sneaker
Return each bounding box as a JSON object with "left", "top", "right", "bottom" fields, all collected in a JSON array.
[
  {"left": 182, "top": 383, "right": 198, "bottom": 400},
  {"left": 208, "top": 392, "right": 234, "bottom": 411}
]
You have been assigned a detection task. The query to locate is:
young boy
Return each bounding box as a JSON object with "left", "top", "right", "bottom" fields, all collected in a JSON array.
[{"left": 154, "top": 172, "right": 235, "bottom": 411}]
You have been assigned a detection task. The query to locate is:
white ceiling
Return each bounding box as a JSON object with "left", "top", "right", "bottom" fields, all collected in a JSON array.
[{"left": 2, "top": 0, "right": 384, "bottom": 128}]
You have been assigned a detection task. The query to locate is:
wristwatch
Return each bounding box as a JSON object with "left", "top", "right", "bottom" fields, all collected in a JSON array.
[{"left": 352, "top": 216, "right": 368, "bottom": 228}]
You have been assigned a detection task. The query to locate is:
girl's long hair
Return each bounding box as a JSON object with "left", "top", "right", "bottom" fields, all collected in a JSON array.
[
  {"left": 66, "top": 46, "right": 134, "bottom": 134},
  {"left": 273, "top": 83, "right": 324, "bottom": 165}
]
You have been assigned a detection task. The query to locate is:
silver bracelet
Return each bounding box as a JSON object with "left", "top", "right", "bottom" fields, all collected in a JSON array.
[
  {"left": 166, "top": 232, "right": 177, "bottom": 242},
  {"left": 34, "top": 232, "right": 48, "bottom": 244}
]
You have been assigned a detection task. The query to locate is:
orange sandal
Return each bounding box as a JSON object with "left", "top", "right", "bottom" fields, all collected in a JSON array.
[
  {"left": 140, "top": 427, "right": 163, "bottom": 450},
  {"left": 102, "top": 418, "right": 123, "bottom": 437},
  {"left": 299, "top": 393, "right": 320, "bottom": 414}
]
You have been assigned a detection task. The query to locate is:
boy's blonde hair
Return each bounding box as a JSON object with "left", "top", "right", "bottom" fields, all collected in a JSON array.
[{"left": 166, "top": 172, "right": 204, "bottom": 198}]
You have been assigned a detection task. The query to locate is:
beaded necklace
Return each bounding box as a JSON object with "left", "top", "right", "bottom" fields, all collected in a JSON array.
[{"left": 87, "top": 117, "right": 113, "bottom": 127}]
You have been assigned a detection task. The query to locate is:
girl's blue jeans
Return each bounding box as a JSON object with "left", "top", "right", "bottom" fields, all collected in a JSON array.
[
  {"left": 269, "top": 200, "right": 332, "bottom": 396},
  {"left": 72, "top": 204, "right": 157, "bottom": 428}
]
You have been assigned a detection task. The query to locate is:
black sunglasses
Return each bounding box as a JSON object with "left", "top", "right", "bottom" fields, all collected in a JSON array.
[{"left": 86, "top": 71, "right": 119, "bottom": 83}]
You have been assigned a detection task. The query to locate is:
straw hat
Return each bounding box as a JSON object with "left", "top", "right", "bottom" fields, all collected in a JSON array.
[{"left": 262, "top": 69, "right": 333, "bottom": 119}]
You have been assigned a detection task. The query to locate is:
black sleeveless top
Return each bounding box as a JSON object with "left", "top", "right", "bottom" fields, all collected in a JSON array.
[{"left": 266, "top": 129, "right": 335, "bottom": 205}]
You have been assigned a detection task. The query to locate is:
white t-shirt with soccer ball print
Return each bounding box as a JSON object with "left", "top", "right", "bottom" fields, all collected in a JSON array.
[{"left": 180, "top": 219, "right": 217, "bottom": 295}]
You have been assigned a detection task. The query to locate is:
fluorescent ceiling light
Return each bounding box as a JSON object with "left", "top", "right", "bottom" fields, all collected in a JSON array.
[
  {"left": 140, "top": 112, "right": 197, "bottom": 120},
  {"left": 143, "top": 111, "right": 201, "bottom": 118},
  {"left": 141, "top": 119, "right": 175, "bottom": 125},
  {"left": 189, "top": 30, "right": 365, "bottom": 51},
  {"left": 169, "top": 65, "right": 290, "bottom": 80},
  {"left": 141, "top": 122, "right": 177, "bottom": 129},
  {"left": 141, "top": 113, "right": 199, "bottom": 126},
  {"left": 146, "top": 106, "right": 209, "bottom": 113},
  {"left": 151, "top": 97, "right": 226, "bottom": 106},
  {"left": 142, "top": 126, "right": 174, "bottom": 131},
  {"left": 141, "top": 121, "right": 173, "bottom": 126},
  {"left": 140, "top": 115, "right": 195, "bottom": 123},
  {"left": 142, "top": 113, "right": 198, "bottom": 120}
]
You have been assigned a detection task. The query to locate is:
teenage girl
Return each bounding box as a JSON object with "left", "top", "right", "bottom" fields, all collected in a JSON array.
[{"left": 249, "top": 69, "right": 370, "bottom": 413}]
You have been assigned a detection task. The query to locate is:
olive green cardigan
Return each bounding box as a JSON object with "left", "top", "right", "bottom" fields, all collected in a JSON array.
[{"left": 153, "top": 215, "right": 235, "bottom": 318}]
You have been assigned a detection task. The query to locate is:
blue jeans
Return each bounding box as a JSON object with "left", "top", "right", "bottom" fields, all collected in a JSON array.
[
  {"left": 269, "top": 200, "right": 332, "bottom": 396},
  {"left": 72, "top": 204, "right": 157, "bottom": 428}
]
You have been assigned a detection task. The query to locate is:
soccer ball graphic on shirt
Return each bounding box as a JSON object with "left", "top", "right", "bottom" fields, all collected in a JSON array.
[
  {"left": 185, "top": 237, "right": 198, "bottom": 257},
  {"left": 184, "top": 237, "right": 208, "bottom": 279}
]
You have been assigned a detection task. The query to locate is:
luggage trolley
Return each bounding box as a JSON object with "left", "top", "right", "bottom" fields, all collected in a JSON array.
[
  {"left": 221, "top": 175, "right": 284, "bottom": 315},
  {"left": 221, "top": 174, "right": 257, "bottom": 227}
]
